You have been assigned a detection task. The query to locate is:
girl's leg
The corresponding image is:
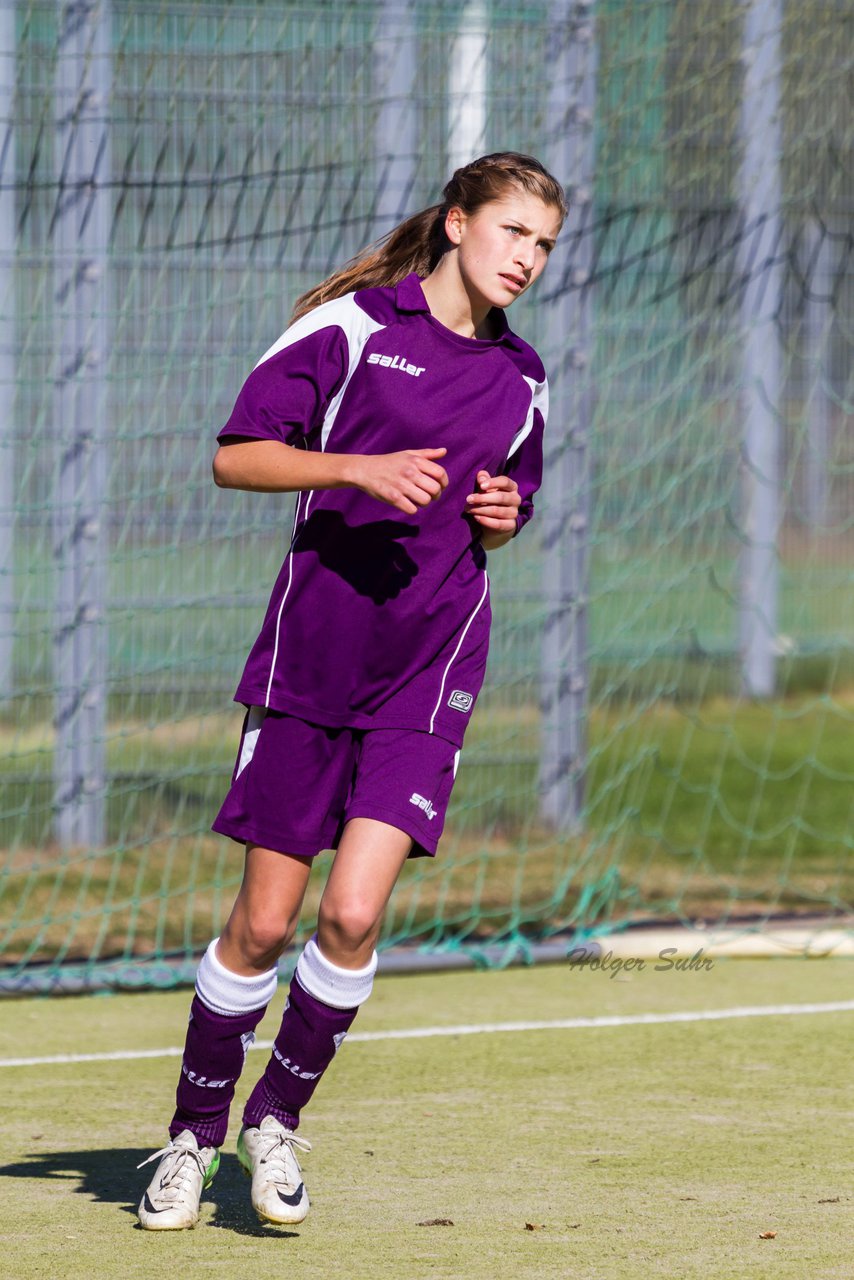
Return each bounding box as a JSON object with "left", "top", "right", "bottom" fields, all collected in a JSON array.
[
  {"left": 315, "top": 818, "right": 413, "bottom": 967},
  {"left": 242, "top": 818, "right": 411, "bottom": 1131},
  {"left": 171, "top": 845, "right": 313, "bottom": 1147},
  {"left": 218, "top": 844, "right": 313, "bottom": 973}
]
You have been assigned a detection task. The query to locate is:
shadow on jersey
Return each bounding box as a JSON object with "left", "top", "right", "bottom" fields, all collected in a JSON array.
[{"left": 295, "top": 510, "right": 419, "bottom": 604}]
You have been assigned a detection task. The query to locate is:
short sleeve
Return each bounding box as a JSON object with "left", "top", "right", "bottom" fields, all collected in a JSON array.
[
  {"left": 505, "top": 376, "right": 548, "bottom": 536},
  {"left": 218, "top": 324, "right": 349, "bottom": 447}
]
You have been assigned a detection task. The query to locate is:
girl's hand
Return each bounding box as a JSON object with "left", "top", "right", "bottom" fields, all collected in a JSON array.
[
  {"left": 465, "top": 471, "right": 521, "bottom": 534},
  {"left": 350, "top": 448, "right": 449, "bottom": 515}
]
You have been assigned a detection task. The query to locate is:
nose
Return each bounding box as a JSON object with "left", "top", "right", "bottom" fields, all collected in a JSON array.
[{"left": 514, "top": 240, "right": 536, "bottom": 273}]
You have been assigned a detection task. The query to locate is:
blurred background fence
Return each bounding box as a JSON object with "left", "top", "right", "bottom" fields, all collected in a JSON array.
[{"left": 1, "top": 0, "right": 852, "bottom": 987}]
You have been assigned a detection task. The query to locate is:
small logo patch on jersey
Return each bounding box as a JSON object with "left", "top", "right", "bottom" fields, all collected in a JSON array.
[
  {"left": 367, "top": 352, "right": 426, "bottom": 377},
  {"left": 448, "top": 689, "right": 473, "bottom": 713},
  {"left": 410, "top": 792, "right": 438, "bottom": 821}
]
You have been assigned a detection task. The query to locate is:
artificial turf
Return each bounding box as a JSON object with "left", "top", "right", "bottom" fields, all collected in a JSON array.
[{"left": 1, "top": 959, "right": 852, "bottom": 1279}]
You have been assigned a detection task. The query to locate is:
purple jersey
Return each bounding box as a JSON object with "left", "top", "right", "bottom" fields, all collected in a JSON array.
[{"left": 218, "top": 273, "right": 547, "bottom": 747}]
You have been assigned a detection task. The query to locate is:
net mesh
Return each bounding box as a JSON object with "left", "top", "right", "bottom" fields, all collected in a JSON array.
[{"left": 2, "top": 0, "right": 852, "bottom": 988}]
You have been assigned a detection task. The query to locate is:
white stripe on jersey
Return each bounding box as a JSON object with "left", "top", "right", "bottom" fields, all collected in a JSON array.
[
  {"left": 506, "top": 374, "right": 548, "bottom": 462},
  {"left": 259, "top": 293, "right": 385, "bottom": 706},
  {"left": 318, "top": 303, "right": 385, "bottom": 452},
  {"left": 252, "top": 290, "right": 386, "bottom": 452},
  {"left": 428, "top": 569, "right": 489, "bottom": 735},
  {"left": 236, "top": 705, "right": 267, "bottom": 777},
  {"left": 252, "top": 290, "right": 384, "bottom": 372}
]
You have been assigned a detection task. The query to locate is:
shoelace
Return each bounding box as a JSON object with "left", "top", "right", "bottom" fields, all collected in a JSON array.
[
  {"left": 257, "top": 1130, "right": 312, "bottom": 1185},
  {"left": 137, "top": 1141, "right": 209, "bottom": 1202}
]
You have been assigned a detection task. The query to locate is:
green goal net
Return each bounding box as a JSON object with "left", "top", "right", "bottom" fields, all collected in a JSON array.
[{"left": 2, "top": 0, "right": 852, "bottom": 990}]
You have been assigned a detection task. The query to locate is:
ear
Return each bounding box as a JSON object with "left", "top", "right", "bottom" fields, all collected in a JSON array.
[{"left": 444, "top": 205, "right": 466, "bottom": 247}]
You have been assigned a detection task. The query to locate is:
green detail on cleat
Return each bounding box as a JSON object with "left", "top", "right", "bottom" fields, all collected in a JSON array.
[
  {"left": 236, "top": 1127, "right": 251, "bottom": 1175},
  {"left": 202, "top": 1148, "right": 220, "bottom": 1188}
]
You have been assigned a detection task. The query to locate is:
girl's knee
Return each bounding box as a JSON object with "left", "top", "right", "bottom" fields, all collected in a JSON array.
[
  {"left": 316, "top": 899, "right": 380, "bottom": 959},
  {"left": 221, "top": 913, "right": 296, "bottom": 971}
]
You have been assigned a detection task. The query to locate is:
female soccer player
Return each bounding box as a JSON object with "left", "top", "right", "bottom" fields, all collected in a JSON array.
[{"left": 137, "top": 152, "right": 565, "bottom": 1230}]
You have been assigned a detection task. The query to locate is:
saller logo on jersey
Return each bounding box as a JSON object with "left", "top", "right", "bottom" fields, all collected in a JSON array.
[
  {"left": 448, "top": 689, "right": 473, "bottom": 713},
  {"left": 367, "top": 352, "right": 426, "bottom": 377},
  {"left": 410, "top": 793, "right": 437, "bottom": 820}
]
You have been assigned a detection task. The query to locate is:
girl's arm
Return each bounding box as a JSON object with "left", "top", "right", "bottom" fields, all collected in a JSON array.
[
  {"left": 480, "top": 529, "right": 516, "bottom": 551},
  {"left": 213, "top": 439, "right": 448, "bottom": 516}
]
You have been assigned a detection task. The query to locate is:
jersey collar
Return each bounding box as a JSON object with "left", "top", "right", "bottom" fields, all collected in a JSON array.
[{"left": 394, "top": 272, "right": 526, "bottom": 351}]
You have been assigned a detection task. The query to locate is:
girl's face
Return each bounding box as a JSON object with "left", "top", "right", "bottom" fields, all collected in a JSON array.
[{"left": 446, "top": 190, "right": 563, "bottom": 311}]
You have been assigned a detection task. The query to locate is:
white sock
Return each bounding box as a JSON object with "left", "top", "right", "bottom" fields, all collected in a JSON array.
[
  {"left": 295, "top": 935, "right": 377, "bottom": 1009},
  {"left": 194, "top": 937, "right": 278, "bottom": 1016}
]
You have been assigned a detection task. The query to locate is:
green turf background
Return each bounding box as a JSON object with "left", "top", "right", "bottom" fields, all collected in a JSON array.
[
  {"left": 3, "top": 693, "right": 853, "bottom": 970},
  {"left": 1, "top": 959, "right": 852, "bottom": 1279}
]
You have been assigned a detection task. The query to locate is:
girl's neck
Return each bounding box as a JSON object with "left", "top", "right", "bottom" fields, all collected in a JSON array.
[{"left": 421, "top": 255, "right": 493, "bottom": 339}]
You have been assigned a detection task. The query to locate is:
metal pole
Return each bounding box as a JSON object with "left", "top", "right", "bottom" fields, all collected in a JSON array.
[
  {"left": 539, "top": 0, "right": 596, "bottom": 832},
  {"left": 447, "top": 0, "right": 487, "bottom": 172},
  {"left": 374, "top": 0, "right": 419, "bottom": 233},
  {"left": 803, "top": 217, "right": 832, "bottom": 528},
  {"left": 737, "top": 0, "right": 783, "bottom": 698},
  {"left": 0, "top": 1, "right": 14, "bottom": 697},
  {"left": 53, "top": 0, "right": 111, "bottom": 848}
]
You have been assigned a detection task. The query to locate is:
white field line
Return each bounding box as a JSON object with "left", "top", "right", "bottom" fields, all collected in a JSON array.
[{"left": 1, "top": 1000, "right": 854, "bottom": 1069}]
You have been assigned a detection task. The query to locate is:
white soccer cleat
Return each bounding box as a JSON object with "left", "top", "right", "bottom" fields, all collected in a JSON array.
[
  {"left": 237, "top": 1115, "right": 311, "bottom": 1225},
  {"left": 136, "top": 1129, "right": 220, "bottom": 1230}
]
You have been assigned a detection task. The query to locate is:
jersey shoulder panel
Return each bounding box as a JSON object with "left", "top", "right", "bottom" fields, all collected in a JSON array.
[
  {"left": 495, "top": 335, "right": 548, "bottom": 461},
  {"left": 254, "top": 291, "right": 385, "bottom": 370},
  {"left": 219, "top": 293, "right": 386, "bottom": 448},
  {"left": 501, "top": 333, "right": 547, "bottom": 385}
]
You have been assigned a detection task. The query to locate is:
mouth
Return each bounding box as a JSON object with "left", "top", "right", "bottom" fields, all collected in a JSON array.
[{"left": 499, "top": 273, "right": 527, "bottom": 293}]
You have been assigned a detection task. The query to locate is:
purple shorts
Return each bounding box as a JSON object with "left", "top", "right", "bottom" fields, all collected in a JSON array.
[{"left": 212, "top": 707, "right": 460, "bottom": 859}]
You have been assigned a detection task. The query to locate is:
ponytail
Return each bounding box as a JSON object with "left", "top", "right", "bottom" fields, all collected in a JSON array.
[
  {"left": 291, "top": 204, "right": 447, "bottom": 322},
  {"left": 291, "top": 152, "right": 567, "bottom": 322}
]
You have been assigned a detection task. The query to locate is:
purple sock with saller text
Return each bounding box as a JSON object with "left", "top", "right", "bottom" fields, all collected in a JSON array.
[
  {"left": 170, "top": 994, "right": 265, "bottom": 1148},
  {"left": 242, "top": 975, "right": 358, "bottom": 1132}
]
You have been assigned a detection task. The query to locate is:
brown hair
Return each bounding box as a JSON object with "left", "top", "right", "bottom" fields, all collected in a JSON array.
[{"left": 291, "top": 152, "right": 567, "bottom": 321}]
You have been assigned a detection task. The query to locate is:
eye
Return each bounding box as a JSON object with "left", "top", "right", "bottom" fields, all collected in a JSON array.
[
  {"left": 538, "top": 241, "right": 554, "bottom": 254},
  {"left": 505, "top": 225, "right": 522, "bottom": 236}
]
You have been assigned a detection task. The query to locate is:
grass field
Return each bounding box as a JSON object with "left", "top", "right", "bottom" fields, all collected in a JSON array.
[{"left": 1, "top": 959, "right": 853, "bottom": 1279}]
